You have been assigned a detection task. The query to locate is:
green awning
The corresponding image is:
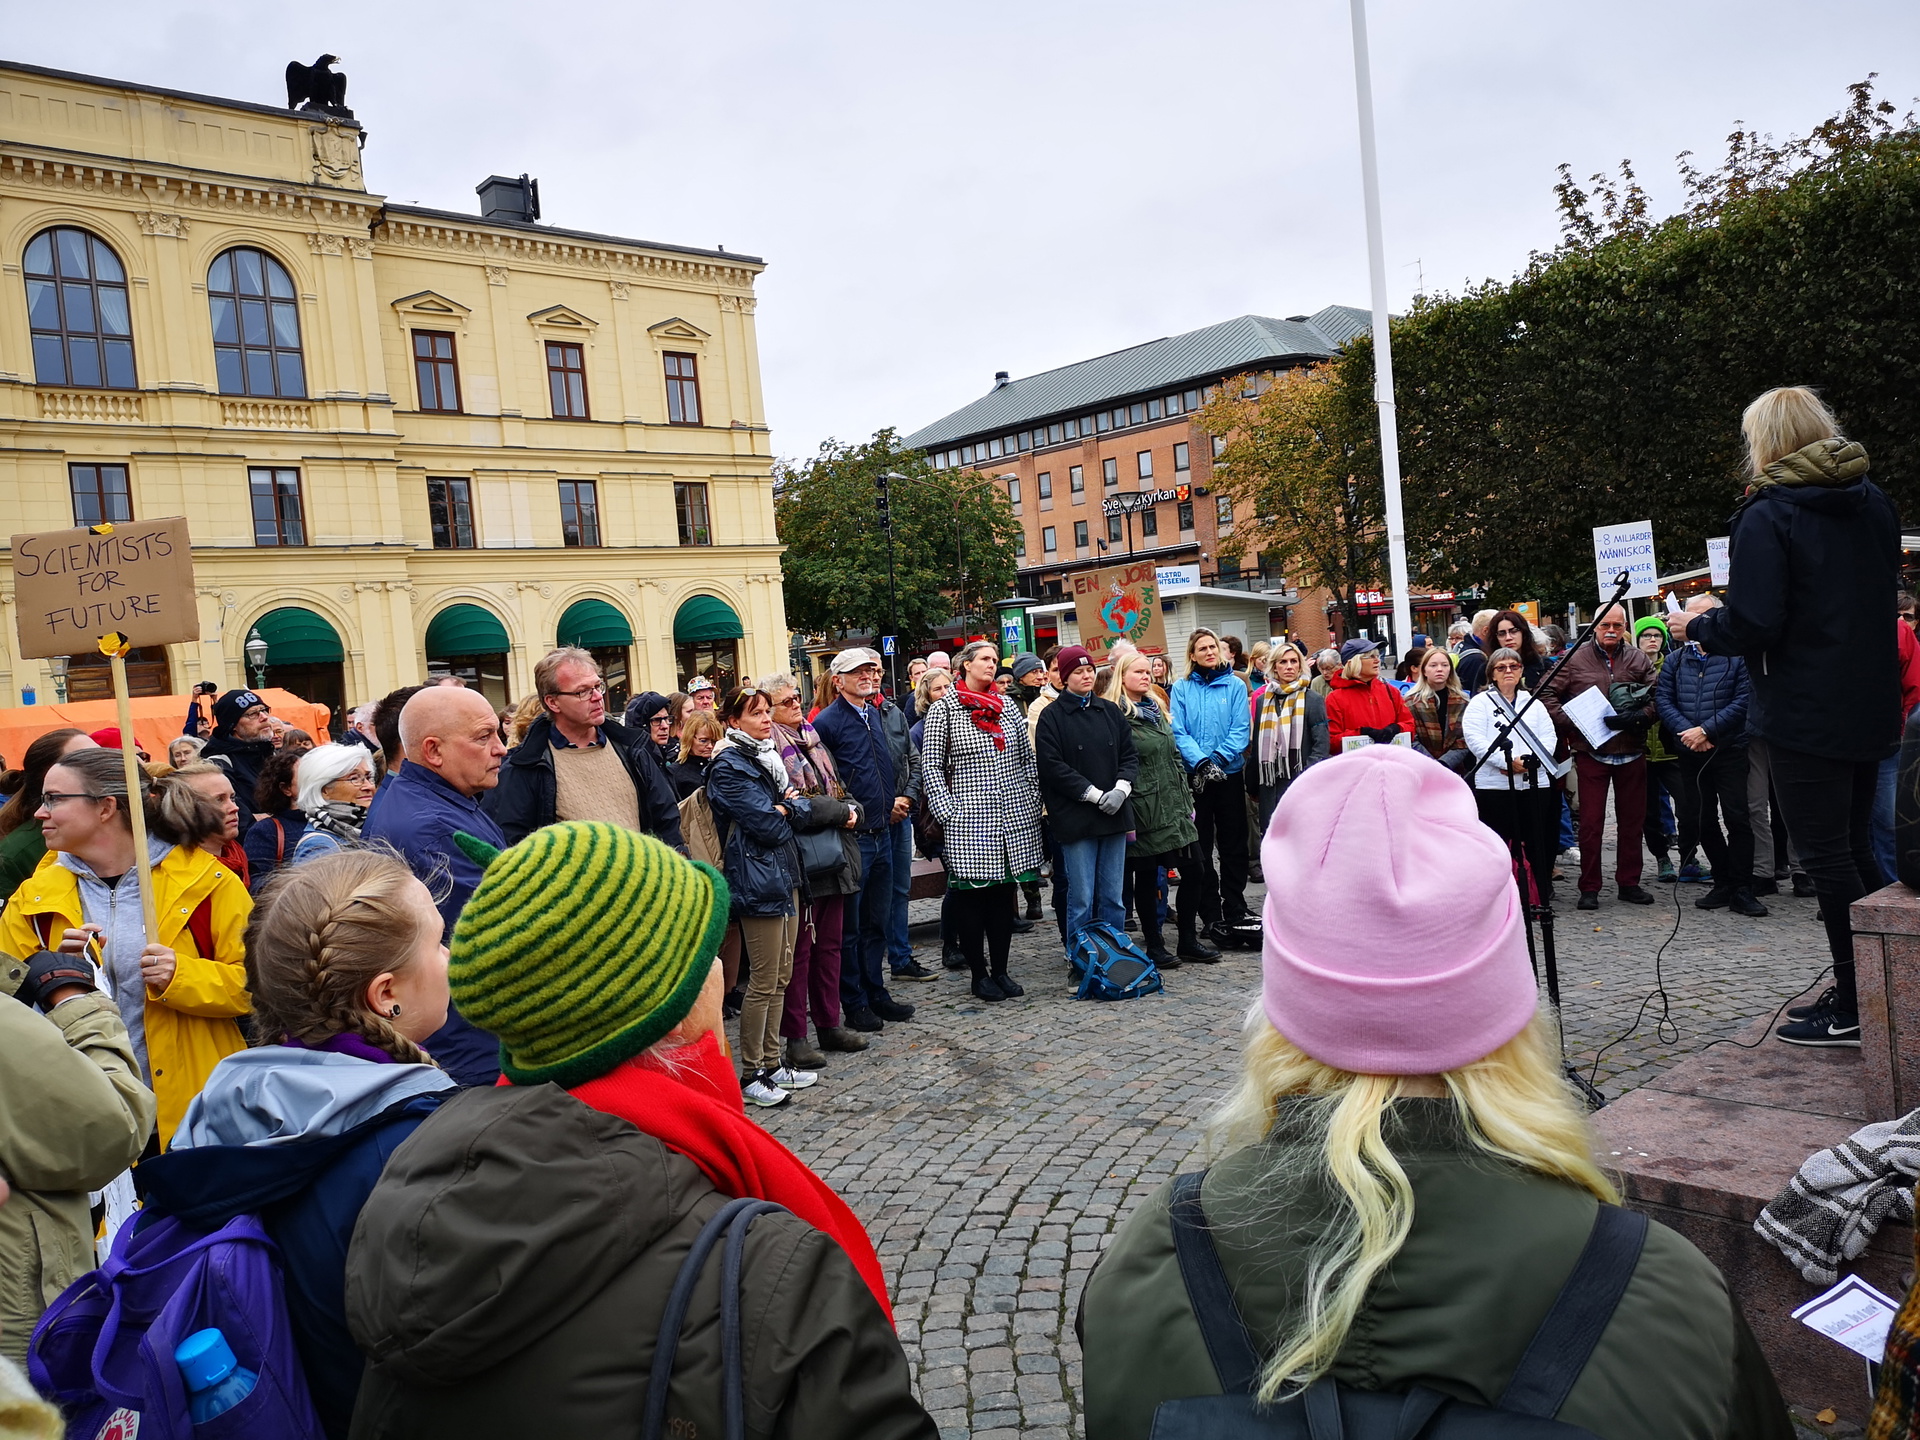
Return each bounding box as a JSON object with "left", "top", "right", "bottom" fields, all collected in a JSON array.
[
  {"left": 673, "top": 594, "right": 743, "bottom": 643},
  {"left": 557, "top": 598, "right": 634, "bottom": 649},
  {"left": 250, "top": 607, "right": 343, "bottom": 665},
  {"left": 425, "top": 602, "right": 510, "bottom": 658}
]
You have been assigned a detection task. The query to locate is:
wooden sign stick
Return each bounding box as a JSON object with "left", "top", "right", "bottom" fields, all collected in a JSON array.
[{"left": 103, "top": 635, "right": 160, "bottom": 941}]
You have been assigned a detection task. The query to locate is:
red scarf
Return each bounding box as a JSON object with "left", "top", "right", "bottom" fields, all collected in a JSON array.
[
  {"left": 953, "top": 683, "right": 1007, "bottom": 750},
  {"left": 546, "top": 1032, "right": 893, "bottom": 1321}
]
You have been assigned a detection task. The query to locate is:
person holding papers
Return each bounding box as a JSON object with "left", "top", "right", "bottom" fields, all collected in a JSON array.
[
  {"left": 1463, "top": 647, "right": 1565, "bottom": 907},
  {"left": 1541, "top": 603, "right": 1657, "bottom": 911}
]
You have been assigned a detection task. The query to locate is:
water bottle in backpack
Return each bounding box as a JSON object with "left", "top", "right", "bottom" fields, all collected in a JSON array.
[{"left": 176, "top": 1328, "right": 257, "bottom": 1424}]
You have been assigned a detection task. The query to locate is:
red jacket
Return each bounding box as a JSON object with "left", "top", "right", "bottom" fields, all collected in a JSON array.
[
  {"left": 1324, "top": 675, "right": 1415, "bottom": 753},
  {"left": 1898, "top": 619, "right": 1920, "bottom": 720}
]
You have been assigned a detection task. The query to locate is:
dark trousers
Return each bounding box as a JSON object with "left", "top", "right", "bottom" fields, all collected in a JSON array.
[
  {"left": 1675, "top": 746, "right": 1753, "bottom": 887},
  {"left": 1474, "top": 786, "right": 1558, "bottom": 905},
  {"left": 1642, "top": 760, "right": 1680, "bottom": 859},
  {"left": 841, "top": 827, "right": 896, "bottom": 1013},
  {"left": 783, "top": 894, "right": 843, "bottom": 1039},
  {"left": 1191, "top": 769, "right": 1251, "bottom": 923},
  {"left": 1574, "top": 753, "right": 1647, "bottom": 893},
  {"left": 952, "top": 882, "right": 1017, "bottom": 980},
  {"left": 1129, "top": 851, "right": 1198, "bottom": 953},
  {"left": 1770, "top": 745, "right": 1882, "bottom": 1014}
]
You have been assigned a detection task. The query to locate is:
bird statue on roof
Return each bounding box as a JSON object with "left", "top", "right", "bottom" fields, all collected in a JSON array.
[{"left": 285, "top": 55, "right": 352, "bottom": 117}]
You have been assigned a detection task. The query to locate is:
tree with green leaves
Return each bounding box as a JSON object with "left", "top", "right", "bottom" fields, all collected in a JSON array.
[
  {"left": 774, "top": 429, "right": 1023, "bottom": 648},
  {"left": 1328, "top": 77, "right": 1920, "bottom": 607},
  {"left": 1195, "top": 367, "right": 1386, "bottom": 639}
]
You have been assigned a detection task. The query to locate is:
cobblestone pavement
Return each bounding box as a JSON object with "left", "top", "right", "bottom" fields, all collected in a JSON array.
[{"left": 750, "top": 842, "right": 1838, "bottom": 1438}]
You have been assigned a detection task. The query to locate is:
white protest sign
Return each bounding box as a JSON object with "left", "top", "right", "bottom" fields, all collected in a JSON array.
[
  {"left": 1707, "top": 536, "right": 1730, "bottom": 587},
  {"left": 1592, "top": 521, "right": 1657, "bottom": 600},
  {"left": 1792, "top": 1274, "right": 1901, "bottom": 1362}
]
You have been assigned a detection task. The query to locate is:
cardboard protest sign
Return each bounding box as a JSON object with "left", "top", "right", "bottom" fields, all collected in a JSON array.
[
  {"left": 11, "top": 518, "right": 198, "bottom": 658},
  {"left": 1071, "top": 560, "right": 1167, "bottom": 662},
  {"left": 1592, "top": 520, "right": 1657, "bottom": 600}
]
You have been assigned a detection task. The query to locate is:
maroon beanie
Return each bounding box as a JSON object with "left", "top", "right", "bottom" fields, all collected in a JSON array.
[{"left": 1054, "top": 646, "right": 1094, "bottom": 681}]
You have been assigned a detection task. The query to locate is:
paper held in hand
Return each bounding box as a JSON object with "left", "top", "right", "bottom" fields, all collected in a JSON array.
[
  {"left": 1793, "top": 1274, "right": 1902, "bottom": 1362},
  {"left": 1561, "top": 686, "right": 1618, "bottom": 752}
]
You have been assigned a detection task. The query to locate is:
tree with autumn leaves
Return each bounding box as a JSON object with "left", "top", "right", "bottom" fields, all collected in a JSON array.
[{"left": 774, "top": 429, "right": 1023, "bottom": 648}]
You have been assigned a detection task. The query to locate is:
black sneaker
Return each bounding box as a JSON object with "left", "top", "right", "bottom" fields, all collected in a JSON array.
[
  {"left": 1011, "top": 915, "right": 1036, "bottom": 934},
  {"left": 1792, "top": 874, "right": 1817, "bottom": 898},
  {"left": 1576, "top": 892, "right": 1599, "bottom": 911},
  {"left": 844, "top": 1006, "right": 885, "bottom": 1033},
  {"left": 971, "top": 975, "right": 1006, "bottom": 1002},
  {"left": 942, "top": 943, "right": 968, "bottom": 971},
  {"left": 1787, "top": 986, "right": 1837, "bottom": 1022},
  {"left": 1729, "top": 890, "right": 1770, "bottom": 918},
  {"left": 871, "top": 997, "right": 916, "bottom": 1022},
  {"left": 1617, "top": 885, "right": 1655, "bottom": 905},
  {"left": 1750, "top": 878, "right": 1779, "bottom": 896},
  {"left": 1694, "top": 885, "right": 1734, "bottom": 910},
  {"left": 1178, "top": 930, "right": 1222, "bottom": 961},
  {"left": 892, "top": 960, "right": 939, "bottom": 983},
  {"left": 1776, "top": 1001, "right": 1860, "bottom": 1048}
]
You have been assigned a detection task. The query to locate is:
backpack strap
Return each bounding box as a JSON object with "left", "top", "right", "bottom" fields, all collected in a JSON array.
[
  {"left": 1167, "top": 1170, "right": 1263, "bottom": 1396},
  {"left": 640, "top": 1196, "right": 785, "bottom": 1440},
  {"left": 1496, "top": 1203, "right": 1649, "bottom": 1418}
]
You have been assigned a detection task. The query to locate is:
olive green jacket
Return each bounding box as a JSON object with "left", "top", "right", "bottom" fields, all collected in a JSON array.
[
  {"left": 0, "top": 965, "right": 156, "bottom": 1365},
  {"left": 0, "top": 820, "right": 47, "bottom": 910},
  {"left": 1077, "top": 1100, "right": 1790, "bottom": 1440},
  {"left": 1124, "top": 705, "right": 1198, "bottom": 858}
]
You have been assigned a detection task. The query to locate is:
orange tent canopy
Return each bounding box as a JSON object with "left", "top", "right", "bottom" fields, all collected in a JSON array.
[{"left": 0, "top": 690, "right": 330, "bottom": 770}]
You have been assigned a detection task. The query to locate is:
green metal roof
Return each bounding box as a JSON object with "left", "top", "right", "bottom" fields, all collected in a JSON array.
[
  {"left": 673, "top": 594, "right": 743, "bottom": 643},
  {"left": 902, "top": 306, "right": 1370, "bottom": 451},
  {"left": 250, "top": 607, "right": 343, "bottom": 666},
  {"left": 425, "top": 602, "right": 510, "bottom": 658},
  {"left": 557, "top": 597, "right": 634, "bottom": 649}
]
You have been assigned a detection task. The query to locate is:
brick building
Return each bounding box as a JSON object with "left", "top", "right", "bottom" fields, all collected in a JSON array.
[{"left": 902, "top": 307, "right": 1367, "bottom": 651}]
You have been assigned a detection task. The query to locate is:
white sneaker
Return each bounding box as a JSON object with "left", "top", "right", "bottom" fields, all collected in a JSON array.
[
  {"left": 741, "top": 1073, "right": 791, "bottom": 1108},
  {"left": 768, "top": 1065, "right": 818, "bottom": 1090}
]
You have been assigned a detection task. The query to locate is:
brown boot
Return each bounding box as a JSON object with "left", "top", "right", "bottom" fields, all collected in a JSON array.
[
  {"left": 817, "top": 1026, "right": 869, "bottom": 1053},
  {"left": 785, "top": 1036, "right": 827, "bottom": 1068}
]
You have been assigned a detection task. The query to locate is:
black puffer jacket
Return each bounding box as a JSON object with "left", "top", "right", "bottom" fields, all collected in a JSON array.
[
  {"left": 1688, "top": 444, "right": 1900, "bottom": 762},
  {"left": 346, "top": 1084, "right": 935, "bottom": 1440}
]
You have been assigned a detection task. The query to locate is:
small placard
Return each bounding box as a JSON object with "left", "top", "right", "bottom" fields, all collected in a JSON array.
[
  {"left": 1592, "top": 520, "right": 1658, "bottom": 600},
  {"left": 1707, "top": 535, "right": 1730, "bottom": 587},
  {"left": 11, "top": 518, "right": 198, "bottom": 659},
  {"left": 1793, "top": 1274, "right": 1902, "bottom": 1362}
]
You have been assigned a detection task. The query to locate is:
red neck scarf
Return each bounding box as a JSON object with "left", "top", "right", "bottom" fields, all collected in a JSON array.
[
  {"left": 953, "top": 683, "right": 1007, "bottom": 750},
  {"left": 554, "top": 1032, "right": 893, "bottom": 1321}
]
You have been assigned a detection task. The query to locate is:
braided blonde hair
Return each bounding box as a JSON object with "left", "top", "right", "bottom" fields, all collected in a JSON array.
[{"left": 244, "top": 848, "right": 437, "bottom": 1065}]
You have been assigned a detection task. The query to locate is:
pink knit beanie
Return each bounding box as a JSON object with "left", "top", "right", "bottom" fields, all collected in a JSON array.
[{"left": 1260, "top": 745, "right": 1536, "bottom": 1075}]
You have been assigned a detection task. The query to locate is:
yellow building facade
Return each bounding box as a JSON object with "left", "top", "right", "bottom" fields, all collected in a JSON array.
[{"left": 0, "top": 59, "right": 786, "bottom": 721}]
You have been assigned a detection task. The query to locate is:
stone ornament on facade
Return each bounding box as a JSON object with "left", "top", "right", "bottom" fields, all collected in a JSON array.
[
  {"left": 133, "top": 211, "right": 189, "bottom": 238},
  {"left": 306, "top": 232, "right": 348, "bottom": 257},
  {"left": 609, "top": 280, "right": 630, "bottom": 301},
  {"left": 717, "top": 294, "right": 758, "bottom": 314},
  {"left": 347, "top": 237, "right": 373, "bottom": 260},
  {"left": 308, "top": 122, "right": 363, "bottom": 186},
  {"left": 485, "top": 264, "right": 510, "bottom": 287}
]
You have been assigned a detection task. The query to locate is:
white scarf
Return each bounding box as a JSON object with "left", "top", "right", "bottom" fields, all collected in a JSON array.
[{"left": 726, "top": 728, "right": 789, "bottom": 788}]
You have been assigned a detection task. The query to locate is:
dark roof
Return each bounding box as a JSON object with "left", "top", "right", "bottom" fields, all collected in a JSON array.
[
  {"left": 902, "top": 305, "right": 1369, "bottom": 450},
  {"left": 379, "top": 205, "right": 762, "bottom": 267},
  {"left": 0, "top": 58, "right": 363, "bottom": 130}
]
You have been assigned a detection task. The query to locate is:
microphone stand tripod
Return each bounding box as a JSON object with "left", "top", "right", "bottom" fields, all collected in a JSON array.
[{"left": 1468, "top": 571, "right": 1634, "bottom": 1112}]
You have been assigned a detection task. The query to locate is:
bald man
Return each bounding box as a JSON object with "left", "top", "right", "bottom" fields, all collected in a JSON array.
[{"left": 362, "top": 684, "right": 509, "bottom": 1085}]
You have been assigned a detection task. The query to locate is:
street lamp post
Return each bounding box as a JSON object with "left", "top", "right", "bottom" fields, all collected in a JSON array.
[
  {"left": 244, "top": 629, "right": 270, "bottom": 689},
  {"left": 877, "top": 472, "right": 905, "bottom": 697},
  {"left": 47, "top": 654, "right": 69, "bottom": 703}
]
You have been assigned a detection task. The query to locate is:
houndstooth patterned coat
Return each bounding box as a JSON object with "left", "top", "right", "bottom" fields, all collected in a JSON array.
[{"left": 920, "top": 690, "right": 1045, "bottom": 883}]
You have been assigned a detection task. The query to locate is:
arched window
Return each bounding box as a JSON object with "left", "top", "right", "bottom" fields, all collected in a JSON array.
[
  {"left": 24, "top": 227, "right": 136, "bottom": 389},
  {"left": 207, "top": 248, "right": 306, "bottom": 397}
]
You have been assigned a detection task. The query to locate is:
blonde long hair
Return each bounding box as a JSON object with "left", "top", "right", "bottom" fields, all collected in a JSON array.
[
  {"left": 1742, "top": 385, "right": 1841, "bottom": 477},
  {"left": 1207, "top": 1008, "right": 1614, "bottom": 1403}
]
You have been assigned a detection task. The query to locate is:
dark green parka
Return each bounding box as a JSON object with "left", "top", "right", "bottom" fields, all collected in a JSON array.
[
  {"left": 1077, "top": 1099, "right": 1790, "bottom": 1440},
  {"left": 1123, "top": 699, "right": 1198, "bottom": 858}
]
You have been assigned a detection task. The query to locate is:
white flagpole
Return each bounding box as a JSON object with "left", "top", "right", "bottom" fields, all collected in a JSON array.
[{"left": 1349, "top": 0, "right": 1414, "bottom": 657}]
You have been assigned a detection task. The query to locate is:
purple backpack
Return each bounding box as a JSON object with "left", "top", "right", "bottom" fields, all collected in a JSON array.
[{"left": 29, "top": 1211, "right": 324, "bottom": 1440}]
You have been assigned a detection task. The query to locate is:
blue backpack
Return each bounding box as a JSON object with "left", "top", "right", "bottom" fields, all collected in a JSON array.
[{"left": 1068, "top": 922, "right": 1164, "bottom": 1001}]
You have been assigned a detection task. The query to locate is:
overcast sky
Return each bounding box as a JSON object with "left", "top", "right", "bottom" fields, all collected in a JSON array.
[{"left": 12, "top": 2, "right": 1917, "bottom": 460}]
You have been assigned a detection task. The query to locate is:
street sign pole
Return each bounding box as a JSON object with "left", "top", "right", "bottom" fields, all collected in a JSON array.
[
  {"left": 1349, "top": 0, "right": 1414, "bottom": 662},
  {"left": 879, "top": 471, "right": 905, "bottom": 696}
]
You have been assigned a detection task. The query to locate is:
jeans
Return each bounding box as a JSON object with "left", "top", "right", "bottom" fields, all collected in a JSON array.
[
  {"left": 1060, "top": 833, "right": 1128, "bottom": 944},
  {"left": 1573, "top": 753, "right": 1647, "bottom": 892},
  {"left": 1643, "top": 760, "right": 1679, "bottom": 859},
  {"left": 1769, "top": 744, "right": 1881, "bottom": 1015},
  {"left": 1873, "top": 749, "right": 1900, "bottom": 890},
  {"left": 1676, "top": 746, "right": 1753, "bottom": 887},
  {"left": 887, "top": 818, "right": 915, "bottom": 973},
  {"left": 841, "top": 828, "right": 896, "bottom": 1013},
  {"left": 1558, "top": 794, "right": 1576, "bottom": 852},
  {"left": 1191, "top": 768, "right": 1251, "bottom": 922}
]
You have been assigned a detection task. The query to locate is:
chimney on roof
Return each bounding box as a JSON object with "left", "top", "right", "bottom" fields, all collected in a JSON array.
[
  {"left": 993, "top": 371, "right": 1010, "bottom": 389},
  {"left": 1285, "top": 314, "right": 1309, "bottom": 323},
  {"left": 476, "top": 173, "right": 541, "bottom": 224}
]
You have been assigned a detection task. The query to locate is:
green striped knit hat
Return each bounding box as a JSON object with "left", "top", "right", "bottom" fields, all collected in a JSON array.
[{"left": 447, "top": 822, "right": 731, "bottom": 1087}]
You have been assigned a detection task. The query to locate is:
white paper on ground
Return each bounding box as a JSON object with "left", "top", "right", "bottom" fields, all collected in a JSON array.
[
  {"left": 1793, "top": 1275, "right": 1902, "bottom": 1361},
  {"left": 1561, "top": 686, "right": 1618, "bottom": 752}
]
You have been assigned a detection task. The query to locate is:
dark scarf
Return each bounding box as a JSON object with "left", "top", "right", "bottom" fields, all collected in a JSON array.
[
  {"left": 953, "top": 684, "right": 1008, "bottom": 751},
  {"left": 1192, "top": 661, "right": 1234, "bottom": 684}
]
